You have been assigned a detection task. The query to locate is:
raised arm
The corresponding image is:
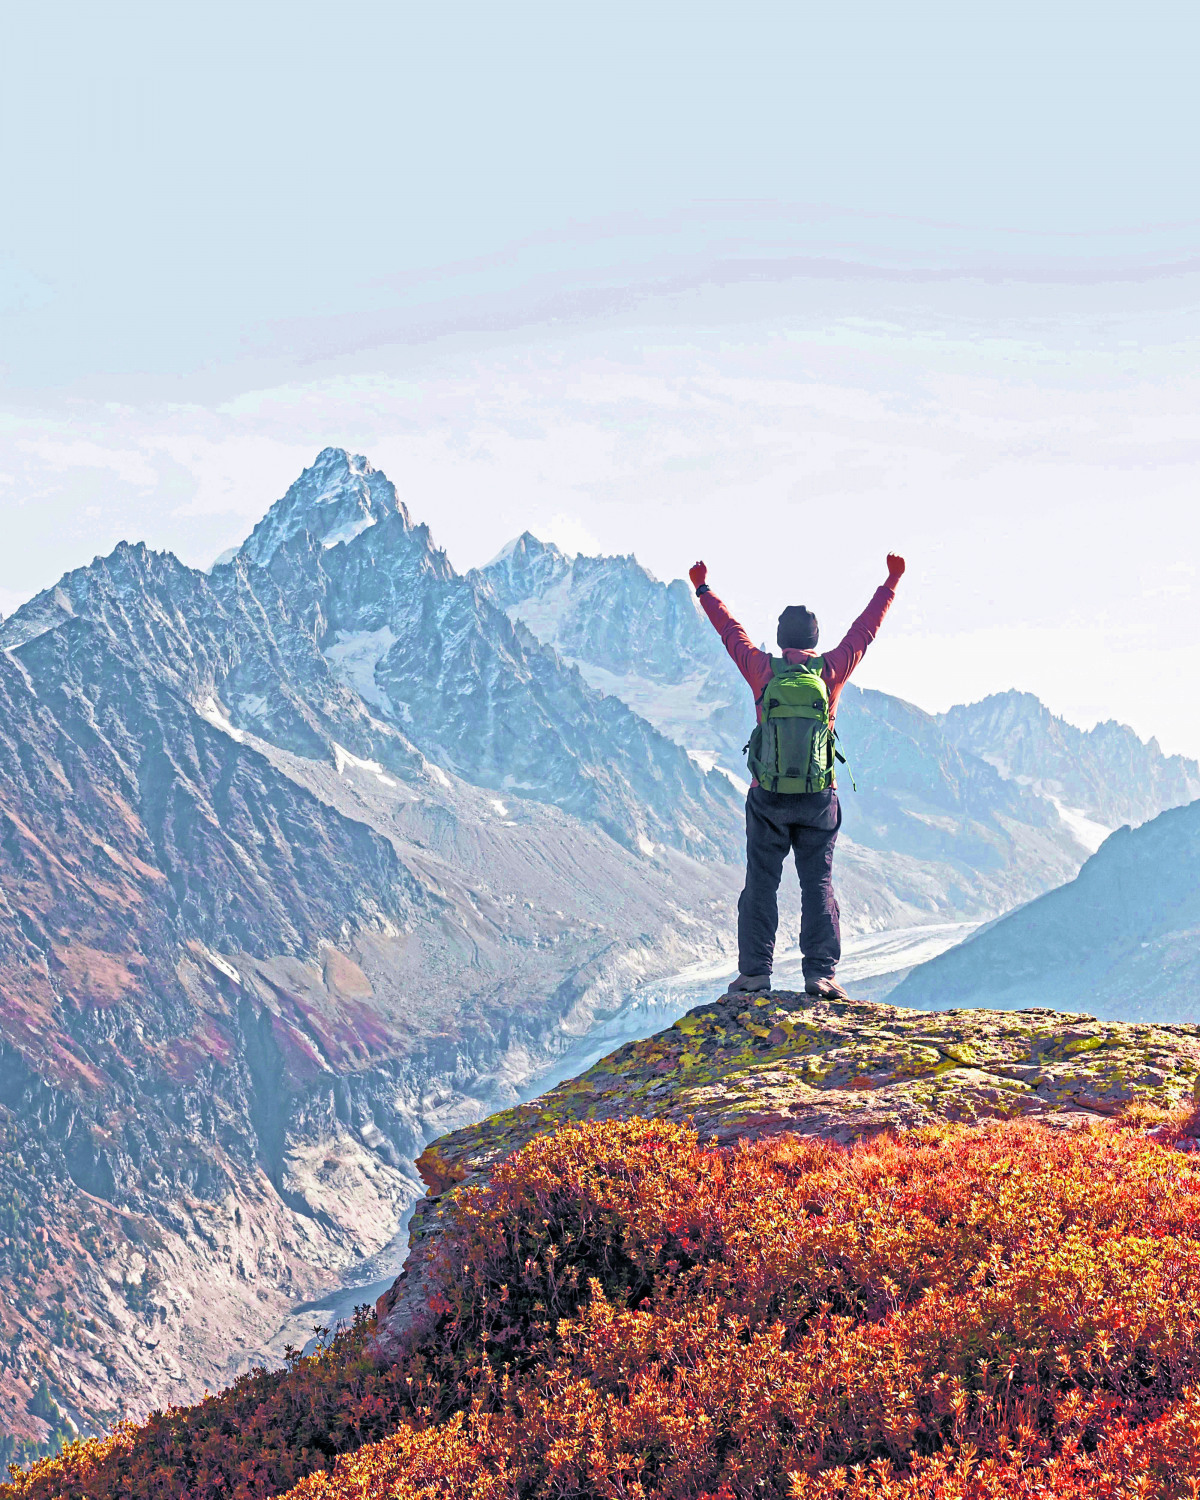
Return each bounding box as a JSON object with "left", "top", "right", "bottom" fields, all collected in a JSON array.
[
  {"left": 822, "top": 554, "right": 905, "bottom": 689},
  {"left": 688, "top": 560, "right": 771, "bottom": 691}
]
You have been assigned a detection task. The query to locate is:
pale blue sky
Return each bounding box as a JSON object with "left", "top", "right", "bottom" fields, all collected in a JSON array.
[
  {"left": 3, "top": 0, "right": 1197, "bottom": 391},
  {"left": 2, "top": 1, "right": 1199, "bottom": 751}
]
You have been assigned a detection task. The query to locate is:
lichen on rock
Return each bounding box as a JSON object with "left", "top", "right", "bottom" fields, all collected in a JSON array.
[{"left": 374, "top": 988, "right": 1200, "bottom": 1352}]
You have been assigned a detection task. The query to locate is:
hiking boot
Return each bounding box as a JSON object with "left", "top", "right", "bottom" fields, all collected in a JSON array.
[
  {"left": 804, "top": 976, "right": 849, "bottom": 1000},
  {"left": 725, "top": 973, "right": 771, "bottom": 995}
]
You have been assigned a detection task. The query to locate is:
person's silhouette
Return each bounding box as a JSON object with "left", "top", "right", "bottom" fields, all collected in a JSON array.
[{"left": 689, "top": 554, "right": 906, "bottom": 998}]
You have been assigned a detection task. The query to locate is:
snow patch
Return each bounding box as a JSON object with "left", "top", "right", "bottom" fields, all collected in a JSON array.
[
  {"left": 200, "top": 948, "right": 242, "bottom": 986},
  {"left": 490, "top": 798, "right": 509, "bottom": 817},
  {"left": 636, "top": 835, "right": 657, "bottom": 858},
  {"left": 982, "top": 748, "right": 1113, "bottom": 852},
  {"left": 1047, "top": 796, "right": 1112, "bottom": 854},
  {"left": 332, "top": 743, "right": 397, "bottom": 788},
  {"left": 2, "top": 649, "right": 37, "bottom": 695},
  {"left": 485, "top": 536, "right": 521, "bottom": 568},
  {"left": 197, "top": 696, "right": 245, "bottom": 743},
  {"left": 321, "top": 515, "right": 377, "bottom": 550},
  {"left": 570, "top": 660, "right": 735, "bottom": 742},
  {"left": 238, "top": 693, "right": 269, "bottom": 720},
  {"left": 687, "top": 748, "right": 750, "bottom": 790},
  {"left": 980, "top": 750, "right": 1112, "bottom": 851},
  {"left": 505, "top": 577, "right": 574, "bottom": 649},
  {"left": 424, "top": 760, "right": 452, "bottom": 789},
  {"left": 979, "top": 751, "right": 1035, "bottom": 789},
  {"left": 325, "top": 627, "right": 397, "bottom": 713}
]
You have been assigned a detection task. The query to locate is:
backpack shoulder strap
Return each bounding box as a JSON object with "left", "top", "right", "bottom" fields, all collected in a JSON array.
[
  {"left": 773, "top": 653, "right": 825, "bottom": 677},
  {"left": 757, "top": 656, "right": 786, "bottom": 703}
]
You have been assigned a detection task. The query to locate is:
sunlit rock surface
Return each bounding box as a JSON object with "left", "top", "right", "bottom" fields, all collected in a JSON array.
[{"left": 376, "top": 988, "right": 1200, "bottom": 1351}]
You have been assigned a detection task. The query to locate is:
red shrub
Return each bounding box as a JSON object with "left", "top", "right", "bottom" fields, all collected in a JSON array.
[
  {"left": 7, "top": 1116, "right": 1200, "bottom": 1500},
  {"left": 0, "top": 1315, "right": 415, "bottom": 1500}
]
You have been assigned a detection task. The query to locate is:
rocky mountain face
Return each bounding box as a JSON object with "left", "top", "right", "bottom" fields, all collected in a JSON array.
[
  {"left": 829, "top": 685, "right": 1083, "bottom": 917},
  {"left": 892, "top": 795, "right": 1200, "bottom": 1022},
  {"left": 376, "top": 984, "right": 1200, "bottom": 1351},
  {"left": 0, "top": 451, "right": 746, "bottom": 1458},
  {"left": 938, "top": 690, "right": 1200, "bottom": 840},
  {"left": 482, "top": 535, "right": 1198, "bottom": 920},
  {"left": 481, "top": 533, "right": 748, "bottom": 766}
]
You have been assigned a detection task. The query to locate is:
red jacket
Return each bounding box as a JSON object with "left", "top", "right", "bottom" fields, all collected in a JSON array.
[{"left": 698, "top": 580, "right": 897, "bottom": 729}]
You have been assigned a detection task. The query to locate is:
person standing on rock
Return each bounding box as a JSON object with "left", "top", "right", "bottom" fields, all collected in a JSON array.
[{"left": 689, "top": 554, "right": 905, "bottom": 999}]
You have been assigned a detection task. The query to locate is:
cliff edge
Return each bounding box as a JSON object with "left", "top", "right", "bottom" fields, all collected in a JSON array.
[{"left": 376, "top": 987, "right": 1200, "bottom": 1352}]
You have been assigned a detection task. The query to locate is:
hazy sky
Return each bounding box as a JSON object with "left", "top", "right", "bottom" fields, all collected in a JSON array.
[{"left": 2, "top": 1, "right": 1199, "bottom": 753}]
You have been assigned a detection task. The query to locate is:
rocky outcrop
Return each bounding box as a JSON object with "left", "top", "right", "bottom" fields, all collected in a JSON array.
[{"left": 375, "top": 987, "right": 1200, "bottom": 1353}]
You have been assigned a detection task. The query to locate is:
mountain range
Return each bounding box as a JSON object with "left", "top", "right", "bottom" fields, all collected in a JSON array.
[
  {"left": 938, "top": 690, "right": 1199, "bottom": 836},
  {"left": 0, "top": 451, "right": 743, "bottom": 1456},
  {"left": 893, "top": 795, "right": 1200, "bottom": 1022},
  {"left": 2, "top": 447, "right": 1197, "bottom": 1456},
  {"left": 481, "top": 531, "right": 1200, "bottom": 917}
]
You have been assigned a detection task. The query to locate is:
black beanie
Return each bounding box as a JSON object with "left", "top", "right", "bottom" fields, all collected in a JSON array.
[{"left": 777, "top": 605, "right": 819, "bottom": 650}]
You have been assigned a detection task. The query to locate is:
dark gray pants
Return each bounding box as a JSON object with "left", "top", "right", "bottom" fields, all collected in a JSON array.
[{"left": 738, "top": 786, "right": 842, "bottom": 980}]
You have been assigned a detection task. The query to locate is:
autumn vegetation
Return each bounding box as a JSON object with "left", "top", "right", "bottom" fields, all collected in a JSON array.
[{"left": 5, "top": 1110, "right": 1200, "bottom": 1499}]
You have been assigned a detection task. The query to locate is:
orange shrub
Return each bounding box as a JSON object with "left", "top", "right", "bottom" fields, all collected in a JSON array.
[
  {"left": 7, "top": 1116, "right": 1200, "bottom": 1500},
  {"left": 283, "top": 1415, "right": 509, "bottom": 1500}
]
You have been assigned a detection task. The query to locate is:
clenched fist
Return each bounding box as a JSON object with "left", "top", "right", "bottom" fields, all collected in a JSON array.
[
  {"left": 688, "top": 560, "right": 707, "bottom": 590},
  {"left": 887, "top": 554, "right": 906, "bottom": 584}
]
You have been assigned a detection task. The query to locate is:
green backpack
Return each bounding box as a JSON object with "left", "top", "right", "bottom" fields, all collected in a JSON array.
[{"left": 745, "top": 656, "right": 847, "bottom": 793}]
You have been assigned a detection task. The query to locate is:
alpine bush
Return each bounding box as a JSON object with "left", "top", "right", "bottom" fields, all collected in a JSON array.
[{"left": 7, "top": 1114, "right": 1200, "bottom": 1499}]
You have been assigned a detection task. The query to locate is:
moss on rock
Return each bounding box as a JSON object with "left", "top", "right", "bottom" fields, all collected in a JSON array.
[
  {"left": 375, "top": 989, "right": 1200, "bottom": 1355},
  {"left": 412, "top": 991, "right": 1200, "bottom": 1198}
]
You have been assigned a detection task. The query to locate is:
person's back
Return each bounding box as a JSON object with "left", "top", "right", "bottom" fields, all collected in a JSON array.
[{"left": 688, "top": 553, "right": 906, "bottom": 997}]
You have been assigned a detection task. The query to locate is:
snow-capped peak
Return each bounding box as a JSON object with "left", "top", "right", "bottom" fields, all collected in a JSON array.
[
  {"left": 237, "top": 448, "right": 410, "bottom": 568},
  {"left": 481, "top": 532, "right": 572, "bottom": 609},
  {"left": 484, "top": 535, "right": 524, "bottom": 569}
]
